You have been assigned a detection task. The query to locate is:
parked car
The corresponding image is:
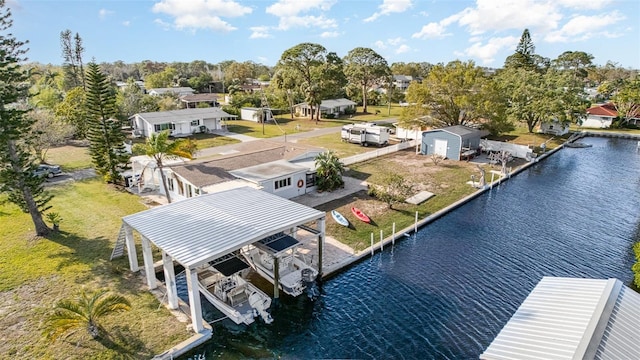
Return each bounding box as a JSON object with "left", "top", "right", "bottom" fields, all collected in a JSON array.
[{"left": 34, "top": 164, "right": 62, "bottom": 179}]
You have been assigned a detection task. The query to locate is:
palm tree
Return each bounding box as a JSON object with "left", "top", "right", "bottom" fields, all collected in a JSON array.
[
  {"left": 134, "top": 130, "right": 195, "bottom": 203},
  {"left": 43, "top": 289, "right": 131, "bottom": 342},
  {"left": 314, "top": 151, "right": 345, "bottom": 191}
]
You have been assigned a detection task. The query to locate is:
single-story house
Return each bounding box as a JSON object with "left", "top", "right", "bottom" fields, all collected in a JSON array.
[
  {"left": 147, "top": 87, "right": 195, "bottom": 97},
  {"left": 481, "top": 276, "right": 640, "bottom": 360},
  {"left": 130, "top": 108, "right": 236, "bottom": 138},
  {"left": 180, "top": 93, "right": 219, "bottom": 108},
  {"left": 240, "top": 107, "right": 275, "bottom": 122},
  {"left": 158, "top": 143, "right": 321, "bottom": 202},
  {"left": 115, "top": 80, "right": 145, "bottom": 92},
  {"left": 583, "top": 103, "right": 618, "bottom": 128},
  {"left": 421, "top": 125, "right": 489, "bottom": 160},
  {"left": 294, "top": 98, "right": 356, "bottom": 117},
  {"left": 539, "top": 118, "right": 570, "bottom": 135}
]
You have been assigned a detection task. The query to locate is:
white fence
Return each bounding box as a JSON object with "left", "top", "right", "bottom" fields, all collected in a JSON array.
[{"left": 341, "top": 140, "right": 417, "bottom": 166}]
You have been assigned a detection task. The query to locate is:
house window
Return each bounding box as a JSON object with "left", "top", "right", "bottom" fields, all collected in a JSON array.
[
  {"left": 191, "top": 119, "right": 200, "bottom": 126},
  {"left": 274, "top": 177, "right": 291, "bottom": 190},
  {"left": 186, "top": 184, "right": 193, "bottom": 198},
  {"left": 154, "top": 123, "right": 175, "bottom": 132},
  {"left": 306, "top": 173, "right": 316, "bottom": 187}
]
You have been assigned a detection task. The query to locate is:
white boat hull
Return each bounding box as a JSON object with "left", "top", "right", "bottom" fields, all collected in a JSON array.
[
  {"left": 197, "top": 267, "right": 273, "bottom": 325},
  {"left": 243, "top": 247, "right": 318, "bottom": 297}
]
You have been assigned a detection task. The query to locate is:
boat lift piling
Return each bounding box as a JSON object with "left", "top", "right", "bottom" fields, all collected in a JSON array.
[
  {"left": 392, "top": 223, "right": 396, "bottom": 246},
  {"left": 380, "top": 230, "right": 383, "bottom": 251},
  {"left": 490, "top": 172, "right": 495, "bottom": 189},
  {"left": 273, "top": 257, "right": 280, "bottom": 305},
  {"left": 370, "top": 233, "right": 374, "bottom": 257},
  {"left": 415, "top": 212, "right": 418, "bottom": 233}
]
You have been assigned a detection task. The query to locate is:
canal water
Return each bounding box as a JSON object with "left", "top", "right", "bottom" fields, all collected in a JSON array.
[{"left": 180, "top": 137, "right": 640, "bottom": 359}]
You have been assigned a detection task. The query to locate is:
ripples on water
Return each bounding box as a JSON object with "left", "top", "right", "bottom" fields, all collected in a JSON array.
[{"left": 181, "top": 137, "right": 640, "bottom": 359}]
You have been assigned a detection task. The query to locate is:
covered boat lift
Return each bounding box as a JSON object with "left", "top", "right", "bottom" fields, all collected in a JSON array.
[{"left": 118, "top": 187, "right": 326, "bottom": 333}]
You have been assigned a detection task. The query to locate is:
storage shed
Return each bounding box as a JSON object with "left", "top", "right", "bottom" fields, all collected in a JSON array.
[{"left": 421, "top": 125, "right": 489, "bottom": 160}]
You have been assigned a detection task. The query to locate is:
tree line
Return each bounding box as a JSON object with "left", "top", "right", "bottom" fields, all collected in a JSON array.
[{"left": 1, "top": 0, "right": 639, "bottom": 238}]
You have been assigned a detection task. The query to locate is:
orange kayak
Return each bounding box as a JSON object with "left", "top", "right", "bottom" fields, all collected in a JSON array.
[{"left": 351, "top": 207, "right": 370, "bottom": 223}]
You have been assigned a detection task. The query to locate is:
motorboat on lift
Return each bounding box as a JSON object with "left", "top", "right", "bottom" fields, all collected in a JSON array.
[
  {"left": 242, "top": 232, "right": 318, "bottom": 297},
  {"left": 196, "top": 253, "right": 273, "bottom": 325}
]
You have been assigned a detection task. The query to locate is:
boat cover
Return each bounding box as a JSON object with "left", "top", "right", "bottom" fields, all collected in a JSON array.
[
  {"left": 257, "top": 234, "right": 299, "bottom": 254},
  {"left": 211, "top": 255, "right": 250, "bottom": 276}
]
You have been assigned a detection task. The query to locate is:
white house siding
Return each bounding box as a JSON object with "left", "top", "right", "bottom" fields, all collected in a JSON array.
[
  {"left": 260, "top": 171, "right": 308, "bottom": 199},
  {"left": 582, "top": 115, "right": 614, "bottom": 129}
]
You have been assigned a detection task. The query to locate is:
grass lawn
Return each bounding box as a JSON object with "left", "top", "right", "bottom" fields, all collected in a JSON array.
[
  {"left": 317, "top": 149, "right": 492, "bottom": 252},
  {"left": 297, "top": 133, "right": 394, "bottom": 158},
  {"left": 45, "top": 145, "right": 93, "bottom": 171},
  {"left": 224, "top": 117, "right": 352, "bottom": 138},
  {"left": 492, "top": 126, "right": 566, "bottom": 150},
  {"left": 187, "top": 132, "right": 241, "bottom": 150},
  {"left": 0, "top": 180, "right": 191, "bottom": 359}
]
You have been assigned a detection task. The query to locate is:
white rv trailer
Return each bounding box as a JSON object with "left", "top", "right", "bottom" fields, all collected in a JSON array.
[{"left": 341, "top": 123, "right": 391, "bottom": 147}]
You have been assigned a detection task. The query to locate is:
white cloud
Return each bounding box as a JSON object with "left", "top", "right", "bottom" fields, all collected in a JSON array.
[
  {"left": 364, "top": 0, "right": 413, "bottom": 22},
  {"left": 556, "top": 0, "right": 612, "bottom": 10},
  {"left": 457, "top": 0, "right": 561, "bottom": 35},
  {"left": 265, "top": 0, "right": 338, "bottom": 31},
  {"left": 122, "top": 20, "right": 131, "bottom": 27},
  {"left": 545, "top": 11, "right": 625, "bottom": 42},
  {"left": 266, "top": 0, "right": 335, "bottom": 17},
  {"left": 388, "top": 37, "right": 404, "bottom": 46},
  {"left": 276, "top": 15, "right": 337, "bottom": 31},
  {"left": 152, "top": 0, "right": 252, "bottom": 32},
  {"left": 374, "top": 40, "right": 387, "bottom": 50},
  {"left": 395, "top": 44, "right": 411, "bottom": 54},
  {"left": 98, "top": 8, "right": 113, "bottom": 20},
  {"left": 250, "top": 26, "right": 271, "bottom": 39},
  {"left": 257, "top": 56, "right": 268, "bottom": 63},
  {"left": 320, "top": 31, "right": 340, "bottom": 38},
  {"left": 153, "top": 19, "right": 172, "bottom": 30},
  {"left": 462, "top": 36, "right": 519, "bottom": 64},
  {"left": 412, "top": 22, "right": 449, "bottom": 39}
]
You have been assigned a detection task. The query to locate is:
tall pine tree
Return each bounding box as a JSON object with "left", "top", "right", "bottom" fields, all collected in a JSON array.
[
  {"left": 85, "top": 62, "right": 129, "bottom": 183},
  {"left": 504, "top": 29, "right": 536, "bottom": 71},
  {"left": 0, "top": 0, "right": 52, "bottom": 236}
]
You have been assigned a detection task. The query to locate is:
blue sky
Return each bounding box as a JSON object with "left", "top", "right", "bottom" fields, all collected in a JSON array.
[{"left": 9, "top": 0, "right": 640, "bottom": 69}]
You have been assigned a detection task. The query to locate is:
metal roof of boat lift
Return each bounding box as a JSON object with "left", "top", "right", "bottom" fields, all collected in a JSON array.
[
  {"left": 122, "top": 186, "right": 325, "bottom": 269},
  {"left": 480, "top": 276, "right": 640, "bottom": 360}
]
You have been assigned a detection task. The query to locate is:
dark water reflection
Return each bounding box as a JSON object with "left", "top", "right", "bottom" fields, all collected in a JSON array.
[{"left": 180, "top": 137, "right": 640, "bottom": 359}]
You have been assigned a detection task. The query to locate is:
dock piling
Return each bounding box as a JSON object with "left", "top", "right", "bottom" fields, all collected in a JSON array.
[
  {"left": 415, "top": 211, "right": 418, "bottom": 233},
  {"left": 370, "top": 233, "right": 374, "bottom": 256},
  {"left": 392, "top": 223, "right": 396, "bottom": 246},
  {"left": 380, "top": 230, "right": 383, "bottom": 251}
]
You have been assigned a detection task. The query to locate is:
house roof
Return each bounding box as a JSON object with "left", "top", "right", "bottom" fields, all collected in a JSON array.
[
  {"left": 133, "top": 108, "right": 236, "bottom": 125},
  {"left": 425, "top": 125, "right": 490, "bottom": 140},
  {"left": 122, "top": 186, "right": 325, "bottom": 269},
  {"left": 147, "top": 87, "right": 194, "bottom": 95},
  {"left": 481, "top": 277, "right": 640, "bottom": 360},
  {"left": 170, "top": 145, "right": 288, "bottom": 188},
  {"left": 179, "top": 93, "right": 219, "bottom": 102},
  {"left": 587, "top": 103, "right": 618, "bottom": 117},
  {"left": 229, "top": 159, "right": 308, "bottom": 183},
  {"left": 295, "top": 98, "right": 356, "bottom": 110},
  {"left": 393, "top": 75, "right": 414, "bottom": 81}
]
